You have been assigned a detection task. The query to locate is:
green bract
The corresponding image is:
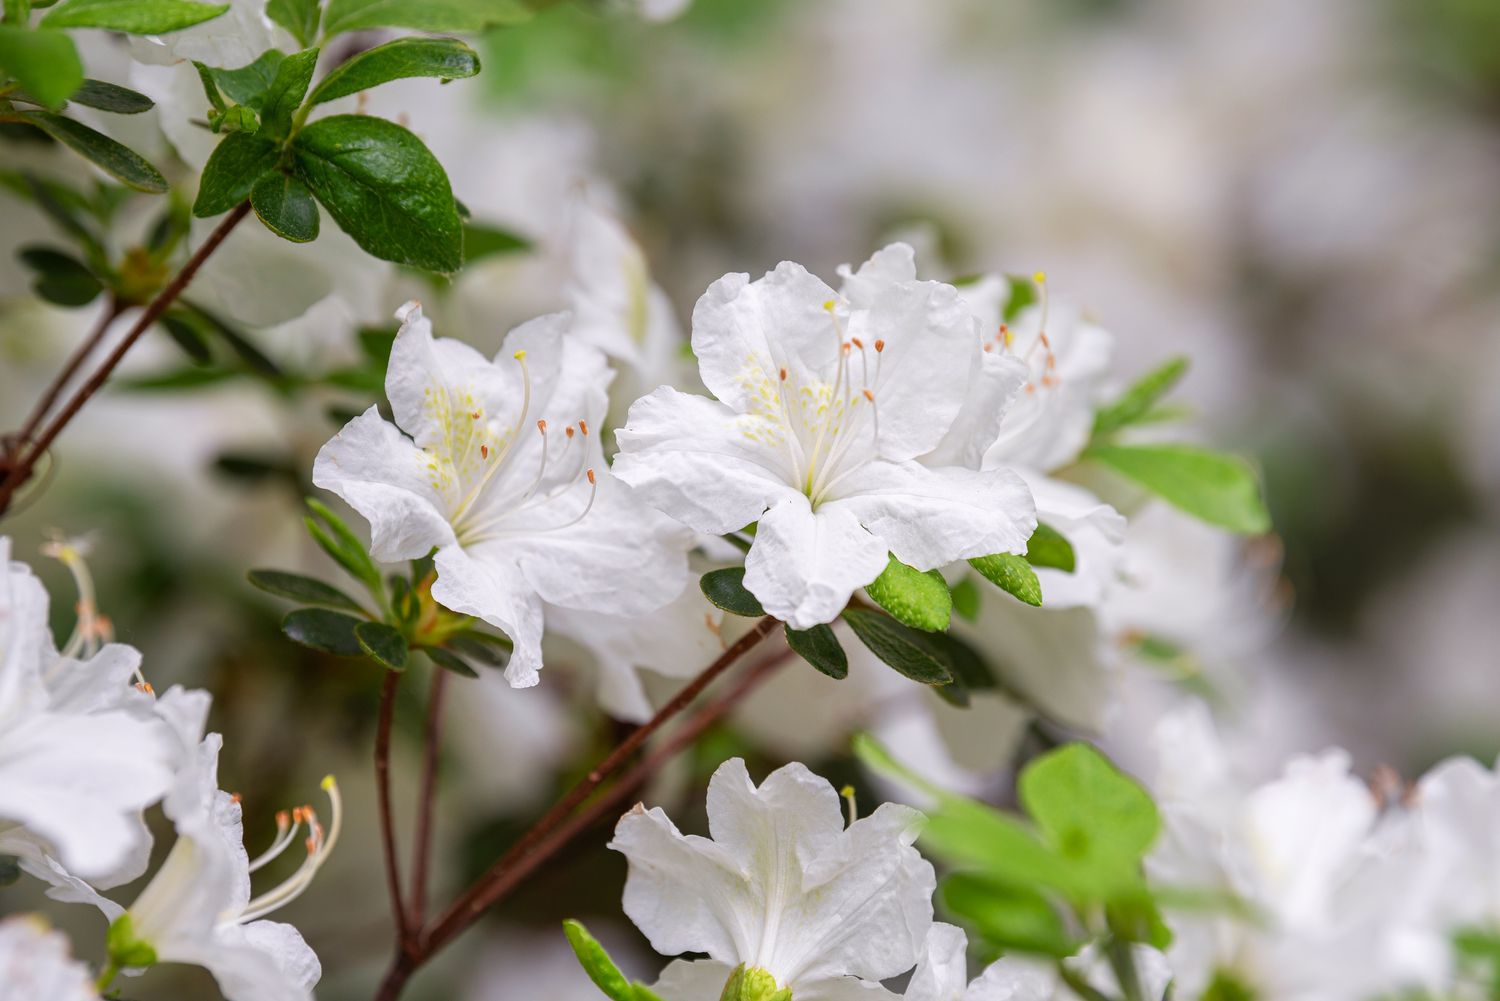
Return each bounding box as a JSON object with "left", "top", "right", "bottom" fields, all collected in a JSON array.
[
  {"left": 562, "top": 919, "right": 666, "bottom": 1001},
  {"left": 720, "top": 964, "right": 792, "bottom": 1001}
]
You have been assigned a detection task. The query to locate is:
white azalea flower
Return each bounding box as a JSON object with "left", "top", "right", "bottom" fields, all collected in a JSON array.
[
  {"left": 313, "top": 302, "right": 691, "bottom": 687},
  {"left": 615, "top": 244, "right": 1036, "bottom": 628},
  {"left": 0, "top": 538, "right": 173, "bottom": 885},
  {"left": 128, "top": 0, "right": 290, "bottom": 68},
  {"left": 610, "top": 757, "right": 935, "bottom": 1000},
  {"left": 0, "top": 916, "right": 99, "bottom": 1001},
  {"left": 907, "top": 923, "right": 1172, "bottom": 1001}
]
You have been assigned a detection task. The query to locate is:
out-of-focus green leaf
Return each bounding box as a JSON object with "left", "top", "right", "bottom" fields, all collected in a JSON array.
[
  {"left": 20, "top": 112, "right": 166, "bottom": 192},
  {"left": 1024, "top": 523, "right": 1075, "bottom": 572},
  {"left": 1092, "top": 357, "right": 1189, "bottom": 439},
  {"left": 247, "top": 569, "right": 365, "bottom": 612},
  {"left": 309, "top": 36, "right": 480, "bottom": 105},
  {"left": 425, "top": 646, "right": 478, "bottom": 678},
  {"left": 266, "top": 0, "right": 319, "bottom": 46},
  {"left": 40, "top": 0, "right": 229, "bottom": 32},
  {"left": 0, "top": 25, "right": 82, "bottom": 108},
  {"left": 940, "top": 873, "right": 1075, "bottom": 957},
  {"left": 18, "top": 245, "right": 101, "bottom": 306},
  {"left": 1085, "top": 443, "right": 1271, "bottom": 535},
  {"left": 322, "top": 0, "right": 531, "bottom": 36}
]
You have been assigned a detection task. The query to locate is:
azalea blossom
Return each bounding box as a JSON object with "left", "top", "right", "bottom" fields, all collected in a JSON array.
[
  {"left": 906, "top": 922, "right": 1172, "bottom": 1001},
  {"left": 615, "top": 244, "right": 1036, "bottom": 628},
  {"left": 609, "top": 757, "right": 935, "bottom": 1000},
  {"left": 314, "top": 302, "right": 691, "bottom": 686},
  {"left": 0, "top": 537, "right": 174, "bottom": 885},
  {"left": 0, "top": 915, "right": 99, "bottom": 1001}
]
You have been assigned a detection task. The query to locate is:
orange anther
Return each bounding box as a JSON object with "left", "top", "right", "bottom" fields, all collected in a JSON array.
[
  {"left": 586, "top": 468, "right": 597, "bottom": 485},
  {"left": 480, "top": 445, "right": 489, "bottom": 459},
  {"left": 230, "top": 792, "right": 243, "bottom": 804},
  {"left": 565, "top": 425, "right": 575, "bottom": 439},
  {"left": 579, "top": 420, "right": 589, "bottom": 436},
  {"left": 874, "top": 339, "right": 885, "bottom": 352},
  {"left": 779, "top": 367, "right": 788, "bottom": 382},
  {"left": 471, "top": 410, "right": 481, "bottom": 420},
  {"left": 862, "top": 388, "right": 874, "bottom": 401},
  {"left": 537, "top": 419, "right": 547, "bottom": 433},
  {"left": 851, "top": 337, "right": 864, "bottom": 349}
]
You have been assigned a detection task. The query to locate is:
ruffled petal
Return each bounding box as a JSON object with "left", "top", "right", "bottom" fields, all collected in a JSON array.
[
  {"left": 742, "top": 495, "right": 889, "bottom": 630},
  {"left": 431, "top": 544, "right": 546, "bottom": 688}
]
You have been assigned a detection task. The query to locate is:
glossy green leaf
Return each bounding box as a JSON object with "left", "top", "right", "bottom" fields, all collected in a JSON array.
[
  {"left": 247, "top": 569, "right": 364, "bottom": 612},
  {"left": 251, "top": 171, "right": 319, "bottom": 242},
  {"left": 0, "top": 26, "right": 81, "bottom": 109},
  {"left": 193, "top": 132, "right": 278, "bottom": 216},
  {"left": 292, "top": 114, "right": 462, "bottom": 272},
  {"left": 18, "top": 246, "right": 100, "bottom": 306},
  {"left": 1019, "top": 743, "right": 1159, "bottom": 870},
  {"left": 425, "top": 646, "right": 478, "bottom": 678},
  {"left": 203, "top": 50, "right": 284, "bottom": 108},
  {"left": 41, "top": 0, "right": 229, "bottom": 32},
  {"left": 266, "top": 0, "right": 319, "bottom": 46},
  {"left": 257, "top": 46, "right": 317, "bottom": 140},
  {"left": 322, "top": 0, "right": 530, "bottom": 36},
  {"left": 67, "top": 78, "right": 154, "bottom": 114},
  {"left": 699, "top": 567, "right": 764, "bottom": 617},
  {"left": 940, "top": 873, "right": 1075, "bottom": 957},
  {"left": 282, "top": 608, "right": 364, "bottom": 656},
  {"left": 1085, "top": 443, "right": 1271, "bottom": 534},
  {"left": 1024, "top": 522, "right": 1075, "bottom": 572},
  {"left": 310, "top": 36, "right": 480, "bottom": 105},
  {"left": 464, "top": 221, "right": 531, "bottom": 263},
  {"left": 304, "top": 497, "right": 382, "bottom": 590},
  {"left": 355, "top": 620, "right": 408, "bottom": 670},
  {"left": 841, "top": 606, "right": 951, "bottom": 685},
  {"left": 864, "top": 554, "right": 951, "bottom": 632},
  {"left": 19, "top": 112, "right": 166, "bottom": 192},
  {"left": 784, "top": 623, "right": 846, "bottom": 680},
  {"left": 969, "top": 553, "right": 1042, "bottom": 606},
  {"left": 1092, "top": 356, "right": 1189, "bottom": 439}
]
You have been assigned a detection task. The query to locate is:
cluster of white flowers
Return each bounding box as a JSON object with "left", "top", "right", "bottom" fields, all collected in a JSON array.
[{"left": 0, "top": 538, "right": 338, "bottom": 1001}]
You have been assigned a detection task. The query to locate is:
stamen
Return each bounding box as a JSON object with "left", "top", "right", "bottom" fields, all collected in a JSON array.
[
  {"left": 480, "top": 445, "right": 489, "bottom": 460},
  {"left": 578, "top": 419, "right": 589, "bottom": 437},
  {"left": 516, "top": 421, "right": 551, "bottom": 506},
  {"left": 840, "top": 784, "right": 858, "bottom": 826},
  {"left": 237, "top": 777, "right": 342, "bottom": 924},
  {"left": 450, "top": 350, "right": 534, "bottom": 529},
  {"left": 565, "top": 425, "right": 575, "bottom": 439},
  {"left": 248, "top": 809, "right": 301, "bottom": 874}
]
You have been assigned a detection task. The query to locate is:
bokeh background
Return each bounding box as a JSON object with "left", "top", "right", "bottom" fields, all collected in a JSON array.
[{"left": 3, "top": 0, "right": 1499, "bottom": 997}]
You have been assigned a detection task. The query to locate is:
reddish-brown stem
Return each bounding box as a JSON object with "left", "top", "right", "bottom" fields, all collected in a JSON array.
[
  {"left": 375, "top": 669, "right": 410, "bottom": 945},
  {"left": 408, "top": 666, "right": 449, "bottom": 929},
  {"left": 0, "top": 202, "right": 251, "bottom": 517},
  {"left": 12, "top": 296, "right": 123, "bottom": 451}
]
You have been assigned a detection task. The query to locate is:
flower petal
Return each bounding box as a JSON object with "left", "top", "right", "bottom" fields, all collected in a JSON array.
[
  {"left": 828, "top": 461, "right": 1035, "bottom": 570},
  {"left": 312, "top": 407, "right": 456, "bottom": 562},
  {"left": 742, "top": 495, "right": 889, "bottom": 630},
  {"left": 431, "top": 544, "right": 546, "bottom": 688},
  {"left": 652, "top": 959, "right": 737, "bottom": 1001},
  {"left": 614, "top": 387, "right": 797, "bottom": 535}
]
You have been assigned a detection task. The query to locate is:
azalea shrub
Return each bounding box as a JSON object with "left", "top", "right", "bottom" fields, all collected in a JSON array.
[{"left": 0, "top": 3, "right": 1495, "bottom": 1001}]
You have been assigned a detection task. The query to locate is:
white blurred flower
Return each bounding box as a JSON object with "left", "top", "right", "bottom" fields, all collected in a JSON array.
[
  {"left": 0, "top": 916, "right": 99, "bottom": 1001},
  {"left": 128, "top": 0, "right": 290, "bottom": 68},
  {"left": 616, "top": 244, "right": 1035, "bottom": 628},
  {"left": 314, "top": 303, "right": 690, "bottom": 686},
  {"left": 610, "top": 757, "right": 935, "bottom": 1000},
  {"left": 0, "top": 538, "right": 174, "bottom": 885}
]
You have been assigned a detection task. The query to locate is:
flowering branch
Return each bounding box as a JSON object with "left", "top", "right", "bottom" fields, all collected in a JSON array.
[
  {"left": 0, "top": 202, "right": 252, "bottom": 517},
  {"left": 409, "top": 666, "right": 449, "bottom": 929}
]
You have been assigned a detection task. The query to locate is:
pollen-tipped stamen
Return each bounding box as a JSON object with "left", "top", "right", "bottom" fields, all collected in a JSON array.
[{"left": 236, "top": 777, "right": 342, "bottom": 924}]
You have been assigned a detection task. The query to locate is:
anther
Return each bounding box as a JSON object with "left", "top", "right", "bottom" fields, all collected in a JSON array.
[
  {"left": 862, "top": 389, "right": 874, "bottom": 402},
  {"left": 874, "top": 339, "right": 885, "bottom": 352},
  {"left": 851, "top": 337, "right": 864, "bottom": 350},
  {"left": 779, "top": 367, "right": 788, "bottom": 382},
  {"left": 579, "top": 420, "right": 589, "bottom": 437},
  {"left": 513, "top": 349, "right": 527, "bottom": 361},
  {"left": 471, "top": 410, "right": 481, "bottom": 420},
  {"left": 537, "top": 419, "right": 547, "bottom": 434},
  {"left": 230, "top": 792, "right": 243, "bottom": 804},
  {"left": 586, "top": 468, "right": 596, "bottom": 485},
  {"left": 480, "top": 445, "right": 489, "bottom": 459}
]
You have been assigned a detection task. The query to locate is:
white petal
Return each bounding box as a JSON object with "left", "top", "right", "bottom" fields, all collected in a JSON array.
[
  {"left": 922, "top": 351, "right": 1029, "bottom": 470},
  {"left": 169, "top": 921, "right": 317, "bottom": 1001},
  {"left": 312, "top": 408, "right": 456, "bottom": 563},
  {"left": 0, "top": 916, "right": 100, "bottom": 1001},
  {"left": 742, "top": 495, "right": 889, "bottom": 630},
  {"left": 652, "top": 959, "right": 737, "bottom": 1001},
  {"left": 837, "top": 243, "right": 918, "bottom": 303},
  {"left": 705, "top": 759, "right": 845, "bottom": 872},
  {"left": 966, "top": 955, "right": 1063, "bottom": 1001},
  {"left": 1023, "top": 473, "right": 1125, "bottom": 611},
  {"left": 614, "top": 387, "right": 796, "bottom": 535},
  {"left": 386, "top": 301, "right": 516, "bottom": 450},
  {"left": 828, "top": 461, "right": 1036, "bottom": 569},
  {"left": 797, "top": 977, "right": 904, "bottom": 1001},
  {"left": 905, "top": 923, "right": 970, "bottom": 1001},
  {"left": 431, "top": 544, "right": 546, "bottom": 688},
  {"left": 692, "top": 263, "right": 843, "bottom": 416}
]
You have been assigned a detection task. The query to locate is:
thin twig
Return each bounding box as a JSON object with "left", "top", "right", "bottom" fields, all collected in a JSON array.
[
  {"left": 375, "top": 669, "right": 410, "bottom": 944},
  {"left": 0, "top": 202, "right": 251, "bottom": 516},
  {"left": 13, "top": 295, "right": 123, "bottom": 450},
  {"left": 409, "top": 666, "right": 449, "bottom": 930}
]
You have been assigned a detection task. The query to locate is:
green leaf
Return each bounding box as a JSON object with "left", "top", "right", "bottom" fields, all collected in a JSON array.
[
  {"left": 841, "top": 606, "right": 951, "bottom": 685},
  {"left": 204, "top": 50, "right": 284, "bottom": 107},
  {"left": 699, "top": 567, "right": 764, "bottom": 617},
  {"left": 19, "top": 112, "right": 166, "bottom": 192},
  {"left": 1024, "top": 523, "right": 1075, "bottom": 572},
  {"left": 463, "top": 221, "right": 531, "bottom": 263},
  {"left": 1085, "top": 443, "right": 1271, "bottom": 534},
  {"left": 969, "top": 553, "right": 1042, "bottom": 607},
  {"left": 0, "top": 855, "right": 19, "bottom": 887},
  {"left": 251, "top": 171, "right": 319, "bottom": 242},
  {"left": 310, "top": 36, "right": 480, "bottom": 105},
  {"left": 282, "top": 608, "right": 365, "bottom": 655},
  {"left": 305, "top": 497, "right": 383, "bottom": 590},
  {"left": 1092, "top": 356, "right": 1189, "bottom": 439},
  {"left": 1018, "top": 743, "right": 1159, "bottom": 872},
  {"left": 950, "top": 577, "right": 979, "bottom": 622},
  {"left": 426, "top": 646, "right": 478, "bottom": 678},
  {"left": 940, "top": 873, "right": 1075, "bottom": 957},
  {"left": 69, "top": 78, "right": 153, "bottom": 113},
  {"left": 105, "top": 913, "right": 158, "bottom": 969},
  {"left": 18, "top": 245, "right": 101, "bottom": 306},
  {"left": 266, "top": 0, "right": 320, "bottom": 46},
  {"left": 193, "top": 132, "right": 279, "bottom": 217},
  {"left": 41, "top": 0, "right": 229, "bottom": 32},
  {"left": 561, "top": 920, "right": 664, "bottom": 1001},
  {"left": 322, "top": 0, "right": 531, "bottom": 36},
  {"left": 864, "top": 554, "right": 951, "bottom": 632},
  {"left": 784, "top": 623, "right": 846, "bottom": 679},
  {"left": 1003, "top": 273, "right": 1037, "bottom": 323},
  {"left": 257, "top": 46, "right": 318, "bottom": 141},
  {"left": 1200, "top": 971, "right": 1257, "bottom": 1001},
  {"left": 247, "top": 569, "right": 364, "bottom": 612},
  {"left": 0, "top": 26, "right": 81, "bottom": 109},
  {"left": 922, "top": 630, "right": 996, "bottom": 692},
  {"left": 177, "top": 302, "right": 280, "bottom": 376},
  {"left": 292, "top": 114, "right": 462, "bottom": 273},
  {"left": 355, "top": 620, "right": 408, "bottom": 670}
]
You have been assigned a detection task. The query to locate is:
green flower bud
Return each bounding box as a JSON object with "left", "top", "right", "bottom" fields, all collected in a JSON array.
[
  {"left": 210, "top": 104, "right": 260, "bottom": 135},
  {"left": 719, "top": 964, "right": 792, "bottom": 1001},
  {"left": 106, "top": 913, "right": 158, "bottom": 970}
]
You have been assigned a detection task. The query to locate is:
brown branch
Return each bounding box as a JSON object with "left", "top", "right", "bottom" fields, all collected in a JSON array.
[
  {"left": 375, "top": 669, "right": 411, "bottom": 945},
  {"left": 0, "top": 202, "right": 252, "bottom": 517},
  {"left": 12, "top": 295, "right": 123, "bottom": 451},
  {"left": 408, "top": 666, "right": 449, "bottom": 930}
]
